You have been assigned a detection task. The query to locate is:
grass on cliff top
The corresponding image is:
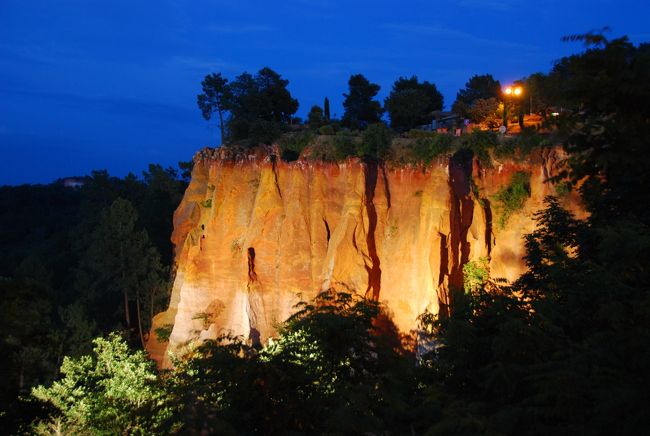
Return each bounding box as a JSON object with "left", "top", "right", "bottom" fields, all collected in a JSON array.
[
  {"left": 492, "top": 171, "right": 532, "bottom": 229},
  {"left": 269, "top": 126, "right": 549, "bottom": 165}
]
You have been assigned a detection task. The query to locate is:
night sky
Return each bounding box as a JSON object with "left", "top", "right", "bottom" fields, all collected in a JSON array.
[{"left": 1, "top": 0, "right": 648, "bottom": 185}]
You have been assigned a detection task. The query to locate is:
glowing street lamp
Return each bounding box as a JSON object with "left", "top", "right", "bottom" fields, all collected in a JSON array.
[{"left": 502, "top": 85, "right": 523, "bottom": 131}]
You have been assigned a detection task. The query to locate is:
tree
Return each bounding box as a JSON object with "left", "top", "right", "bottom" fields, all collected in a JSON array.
[
  {"left": 452, "top": 74, "right": 501, "bottom": 117},
  {"left": 32, "top": 334, "right": 175, "bottom": 434},
  {"left": 227, "top": 67, "right": 299, "bottom": 144},
  {"left": 466, "top": 97, "right": 501, "bottom": 128},
  {"left": 342, "top": 74, "right": 383, "bottom": 129},
  {"left": 384, "top": 76, "right": 444, "bottom": 131},
  {"left": 76, "top": 198, "right": 165, "bottom": 347},
  {"left": 523, "top": 72, "right": 558, "bottom": 116},
  {"left": 323, "top": 97, "right": 331, "bottom": 121},
  {"left": 197, "top": 73, "right": 231, "bottom": 144},
  {"left": 307, "top": 104, "right": 324, "bottom": 129},
  {"left": 167, "top": 289, "right": 418, "bottom": 434},
  {"left": 417, "top": 35, "right": 650, "bottom": 435},
  {"left": 550, "top": 37, "right": 650, "bottom": 222}
]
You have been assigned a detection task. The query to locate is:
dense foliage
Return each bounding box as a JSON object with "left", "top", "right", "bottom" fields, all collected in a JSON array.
[
  {"left": 0, "top": 164, "right": 187, "bottom": 432},
  {"left": 451, "top": 73, "right": 501, "bottom": 118},
  {"left": 197, "top": 67, "right": 299, "bottom": 145},
  {"left": 384, "top": 76, "right": 444, "bottom": 132},
  {"left": 492, "top": 171, "right": 531, "bottom": 229},
  {"left": 341, "top": 74, "right": 384, "bottom": 129}
]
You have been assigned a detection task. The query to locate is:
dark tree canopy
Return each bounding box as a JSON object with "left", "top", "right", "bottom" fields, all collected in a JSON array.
[
  {"left": 227, "top": 67, "right": 299, "bottom": 144},
  {"left": 307, "top": 104, "right": 325, "bottom": 129},
  {"left": 384, "top": 76, "right": 444, "bottom": 131},
  {"left": 452, "top": 74, "right": 501, "bottom": 116},
  {"left": 342, "top": 74, "right": 384, "bottom": 129}
]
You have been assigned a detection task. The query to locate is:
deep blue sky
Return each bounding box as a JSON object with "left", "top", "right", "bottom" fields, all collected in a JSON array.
[{"left": 1, "top": 0, "right": 648, "bottom": 185}]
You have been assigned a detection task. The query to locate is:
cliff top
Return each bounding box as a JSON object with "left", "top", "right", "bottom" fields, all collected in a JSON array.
[{"left": 195, "top": 128, "right": 559, "bottom": 169}]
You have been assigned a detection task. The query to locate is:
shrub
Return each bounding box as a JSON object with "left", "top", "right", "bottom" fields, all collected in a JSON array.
[
  {"left": 407, "top": 129, "right": 437, "bottom": 139},
  {"left": 495, "top": 128, "right": 549, "bottom": 160},
  {"left": 458, "top": 129, "right": 497, "bottom": 167},
  {"left": 463, "top": 257, "right": 489, "bottom": 294},
  {"left": 359, "top": 123, "right": 392, "bottom": 159},
  {"left": 333, "top": 133, "right": 358, "bottom": 160},
  {"left": 307, "top": 105, "right": 325, "bottom": 129},
  {"left": 494, "top": 137, "right": 518, "bottom": 158},
  {"left": 515, "top": 127, "right": 549, "bottom": 154},
  {"left": 555, "top": 181, "right": 572, "bottom": 197},
  {"left": 412, "top": 133, "right": 454, "bottom": 164},
  {"left": 319, "top": 124, "right": 335, "bottom": 135},
  {"left": 200, "top": 199, "right": 212, "bottom": 208},
  {"left": 278, "top": 131, "right": 314, "bottom": 161},
  {"left": 492, "top": 171, "right": 531, "bottom": 229},
  {"left": 155, "top": 324, "right": 174, "bottom": 343}
]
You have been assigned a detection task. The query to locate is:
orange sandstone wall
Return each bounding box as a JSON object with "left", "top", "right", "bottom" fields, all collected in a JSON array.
[{"left": 147, "top": 147, "right": 582, "bottom": 367}]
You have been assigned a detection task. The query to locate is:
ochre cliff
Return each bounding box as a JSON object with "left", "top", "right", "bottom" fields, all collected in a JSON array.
[{"left": 147, "top": 146, "right": 583, "bottom": 367}]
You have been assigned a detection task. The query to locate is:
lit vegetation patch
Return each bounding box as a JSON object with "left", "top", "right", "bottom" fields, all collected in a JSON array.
[
  {"left": 555, "top": 180, "right": 572, "bottom": 197},
  {"left": 492, "top": 171, "right": 531, "bottom": 229},
  {"left": 32, "top": 334, "right": 174, "bottom": 435},
  {"left": 463, "top": 257, "right": 489, "bottom": 294},
  {"left": 154, "top": 324, "right": 174, "bottom": 343}
]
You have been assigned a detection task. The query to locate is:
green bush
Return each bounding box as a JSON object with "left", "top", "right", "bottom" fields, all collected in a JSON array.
[
  {"left": 305, "top": 137, "right": 337, "bottom": 162},
  {"left": 555, "top": 180, "right": 572, "bottom": 197},
  {"left": 458, "top": 129, "right": 497, "bottom": 167},
  {"left": 200, "top": 199, "right": 212, "bottom": 208},
  {"left": 492, "top": 171, "right": 531, "bottom": 229},
  {"left": 359, "top": 123, "right": 392, "bottom": 159},
  {"left": 333, "top": 133, "right": 359, "bottom": 160},
  {"left": 319, "top": 124, "right": 335, "bottom": 135},
  {"left": 495, "top": 128, "right": 549, "bottom": 160},
  {"left": 516, "top": 127, "right": 549, "bottom": 154},
  {"left": 463, "top": 257, "right": 489, "bottom": 294},
  {"left": 154, "top": 324, "right": 174, "bottom": 343},
  {"left": 412, "top": 133, "right": 454, "bottom": 164},
  {"left": 494, "top": 137, "right": 518, "bottom": 158},
  {"left": 279, "top": 131, "right": 315, "bottom": 162}
]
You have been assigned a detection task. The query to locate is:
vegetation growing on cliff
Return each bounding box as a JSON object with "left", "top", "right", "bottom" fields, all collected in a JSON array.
[{"left": 492, "top": 171, "right": 532, "bottom": 228}]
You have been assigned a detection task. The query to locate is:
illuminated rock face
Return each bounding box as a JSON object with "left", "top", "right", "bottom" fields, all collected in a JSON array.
[{"left": 147, "top": 146, "right": 583, "bottom": 367}]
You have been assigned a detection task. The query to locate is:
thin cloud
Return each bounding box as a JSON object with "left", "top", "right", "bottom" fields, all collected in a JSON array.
[
  {"left": 0, "top": 87, "right": 197, "bottom": 123},
  {"left": 168, "top": 56, "right": 241, "bottom": 72},
  {"left": 455, "top": 0, "right": 512, "bottom": 11},
  {"left": 204, "top": 24, "right": 274, "bottom": 34},
  {"left": 382, "top": 23, "right": 539, "bottom": 51}
]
